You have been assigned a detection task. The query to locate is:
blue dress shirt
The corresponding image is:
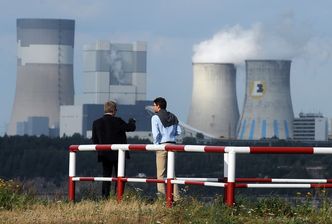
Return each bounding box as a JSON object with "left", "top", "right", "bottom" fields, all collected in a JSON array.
[{"left": 151, "top": 114, "right": 181, "bottom": 144}]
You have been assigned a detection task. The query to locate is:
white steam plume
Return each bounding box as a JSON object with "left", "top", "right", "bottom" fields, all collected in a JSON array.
[
  {"left": 192, "top": 17, "right": 332, "bottom": 65},
  {"left": 192, "top": 24, "right": 262, "bottom": 64}
]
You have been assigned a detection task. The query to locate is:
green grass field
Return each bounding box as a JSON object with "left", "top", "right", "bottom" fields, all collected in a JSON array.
[{"left": 1, "top": 178, "right": 332, "bottom": 223}]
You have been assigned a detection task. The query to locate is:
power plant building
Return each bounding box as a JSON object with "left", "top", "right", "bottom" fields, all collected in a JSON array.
[
  {"left": 60, "top": 101, "right": 152, "bottom": 138},
  {"left": 187, "top": 63, "right": 239, "bottom": 139},
  {"left": 8, "top": 18, "right": 75, "bottom": 136},
  {"left": 237, "top": 60, "right": 294, "bottom": 140},
  {"left": 60, "top": 40, "right": 151, "bottom": 138},
  {"left": 293, "top": 113, "right": 328, "bottom": 141},
  {"left": 81, "top": 41, "right": 147, "bottom": 105},
  {"left": 16, "top": 116, "right": 49, "bottom": 136}
]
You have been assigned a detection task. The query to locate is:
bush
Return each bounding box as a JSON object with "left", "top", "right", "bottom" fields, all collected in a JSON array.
[{"left": 0, "top": 178, "right": 35, "bottom": 210}]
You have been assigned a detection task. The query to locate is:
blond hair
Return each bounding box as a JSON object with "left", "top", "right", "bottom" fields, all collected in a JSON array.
[{"left": 104, "top": 101, "right": 117, "bottom": 114}]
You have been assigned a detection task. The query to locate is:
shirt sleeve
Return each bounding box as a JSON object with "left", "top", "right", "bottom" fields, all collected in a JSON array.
[
  {"left": 151, "top": 115, "right": 161, "bottom": 144},
  {"left": 92, "top": 121, "right": 99, "bottom": 144},
  {"left": 176, "top": 124, "right": 182, "bottom": 136},
  {"left": 119, "top": 118, "right": 136, "bottom": 132}
]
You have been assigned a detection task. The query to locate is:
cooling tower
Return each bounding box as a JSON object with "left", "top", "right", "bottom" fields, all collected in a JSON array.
[
  {"left": 237, "top": 60, "right": 294, "bottom": 140},
  {"left": 187, "top": 63, "right": 239, "bottom": 138},
  {"left": 7, "top": 18, "right": 75, "bottom": 135}
]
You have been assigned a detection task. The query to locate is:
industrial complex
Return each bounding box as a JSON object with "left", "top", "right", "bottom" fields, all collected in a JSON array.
[
  {"left": 6, "top": 18, "right": 330, "bottom": 142},
  {"left": 8, "top": 18, "right": 75, "bottom": 136},
  {"left": 60, "top": 40, "right": 151, "bottom": 138}
]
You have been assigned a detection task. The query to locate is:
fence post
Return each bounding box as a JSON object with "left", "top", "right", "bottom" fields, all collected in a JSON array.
[
  {"left": 223, "top": 153, "right": 228, "bottom": 203},
  {"left": 166, "top": 151, "right": 175, "bottom": 208},
  {"left": 226, "top": 151, "right": 236, "bottom": 206},
  {"left": 117, "top": 149, "right": 126, "bottom": 202},
  {"left": 68, "top": 151, "right": 76, "bottom": 202}
]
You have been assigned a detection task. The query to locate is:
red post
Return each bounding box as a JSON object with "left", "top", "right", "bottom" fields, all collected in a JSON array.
[
  {"left": 166, "top": 178, "right": 173, "bottom": 208},
  {"left": 68, "top": 176, "right": 75, "bottom": 202},
  {"left": 223, "top": 177, "right": 228, "bottom": 203},
  {"left": 117, "top": 176, "right": 124, "bottom": 202},
  {"left": 226, "top": 182, "right": 235, "bottom": 206},
  {"left": 226, "top": 151, "right": 236, "bottom": 206}
]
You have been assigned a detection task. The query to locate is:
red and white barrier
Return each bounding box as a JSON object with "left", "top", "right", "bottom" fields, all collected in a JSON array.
[
  {"left": 69, "top": 144, "right": 226, "bottom": 153},
  {"left": 69, "top": 144, "right": 332, "bottom": 154},
  {"left": 72, "top": 177, "right": 117, "bottom": 182},
  {"left": 172, "top": 179, "right": 226, "bottom": 187},
  {"left": 235, "top": 178, "right": 332, "bottom": 183},
  {"left": 236, "top": 183, "right": 332, "bottom": 188},
  {"left": 68, "top": 144, "right": 332, "bottom": 207}
]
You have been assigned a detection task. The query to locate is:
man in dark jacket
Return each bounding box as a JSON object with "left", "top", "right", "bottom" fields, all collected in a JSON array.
[{"left": 92, "top": 101, "right": 136, "bottom": 198}]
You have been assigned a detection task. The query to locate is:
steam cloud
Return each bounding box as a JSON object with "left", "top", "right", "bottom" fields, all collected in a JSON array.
[
  {"left": 193, "top": 24, "right": 262, "bottom": 64},
  {"left": 192, "top": 20, "right": 332, "bottom": 65}
]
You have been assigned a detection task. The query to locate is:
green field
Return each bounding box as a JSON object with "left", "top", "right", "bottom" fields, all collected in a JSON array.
[{"left": 1, "top": 179, "right": 332, "bottom": 224}]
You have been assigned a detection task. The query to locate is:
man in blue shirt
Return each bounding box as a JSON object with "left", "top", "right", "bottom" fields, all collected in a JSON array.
[{"left": 151, "top": 97, "right": 181, "bottom": 200}]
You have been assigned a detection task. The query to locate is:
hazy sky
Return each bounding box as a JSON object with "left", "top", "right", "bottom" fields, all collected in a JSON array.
[{"left": 1, "top": 0, "right": 332, "bottom": 135}]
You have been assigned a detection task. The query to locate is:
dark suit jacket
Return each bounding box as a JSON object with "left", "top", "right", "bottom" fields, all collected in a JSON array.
[{"left": 92, "top": 114, "right": 136, "bottom": 162}]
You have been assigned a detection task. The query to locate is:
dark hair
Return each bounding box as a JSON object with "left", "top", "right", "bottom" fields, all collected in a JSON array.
[{"left": 153, "top": 97, "right": 167, "bottom": 109}]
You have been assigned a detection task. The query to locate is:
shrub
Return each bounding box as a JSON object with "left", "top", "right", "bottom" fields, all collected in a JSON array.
[{"left": 0, "top": 178, "right": 35, "bottom": 210}]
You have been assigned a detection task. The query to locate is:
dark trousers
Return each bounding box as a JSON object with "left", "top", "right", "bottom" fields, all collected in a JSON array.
[{"left": 101, "top": 160, "right": 118, "bottom": 198}]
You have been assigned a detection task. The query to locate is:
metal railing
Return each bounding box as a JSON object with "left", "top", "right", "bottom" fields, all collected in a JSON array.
[{"left": 68, "top": 144, "right": 332, "bottom": 207}]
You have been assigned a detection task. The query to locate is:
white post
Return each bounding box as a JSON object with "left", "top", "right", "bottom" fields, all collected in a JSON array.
[
  {"left": 117, "top": 149, "right": 126, "bottom": 202},
  {"left": 226, "top": 151, "right": 236, "bottom": 206},
  {"left": 68, "top": 151, "right": 76, "bottom": 201},
  {"left": 224, "top": 153, "right": 228, "bottom": 179},
  {"left": 166, "top": 151, "right": 175, "bottom": 207},
  {"left": 69, "top": 152, "right": 76, "bottom": 177},
  {"left": 167, "top": 151, "right": 175, "bottom": 178},
  {"left": 227, "top": 151, "right": 236, "bottom": 183},
  {"left": 223, "top": 152, "right": 229, "bottom": 203},
  {"left": 118, "top": 149, "right": 126, "bottom": 177}
]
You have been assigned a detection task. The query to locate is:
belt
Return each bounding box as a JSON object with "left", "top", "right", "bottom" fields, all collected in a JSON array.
[{"left": 160, "top": 141, "right": 176, "bottom": 144}]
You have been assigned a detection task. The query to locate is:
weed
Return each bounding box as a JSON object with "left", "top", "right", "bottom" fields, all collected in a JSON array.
[{"left": 0, "top": 178, "right": 35, "bottom": 210}]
